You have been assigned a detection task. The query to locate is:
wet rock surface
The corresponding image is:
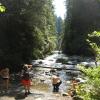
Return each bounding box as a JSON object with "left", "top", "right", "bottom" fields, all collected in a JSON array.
[{"left": 0, "top": 82, "right": 72, "bottom": 100}]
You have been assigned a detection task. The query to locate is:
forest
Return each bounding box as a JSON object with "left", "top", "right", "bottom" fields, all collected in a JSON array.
[
  {"left": 0, "top": 0, "right": 100, "bottom": 99},
  {"left": 0, "top": 0, "right": 57, "bottom": 69},
  {"left": 63, "top": 0, "right": 100, "bottom": 57},
  {"left": 0, "top": 0, "right": 99, "bottom": 68}
]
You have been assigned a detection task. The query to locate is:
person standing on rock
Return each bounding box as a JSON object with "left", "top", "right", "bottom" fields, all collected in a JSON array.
[
  {"left": 52, "top": 74, "right": 62, "bottom": 92},
  {"left": 21, "top": 64, "right": 32, "bottom": 97}
]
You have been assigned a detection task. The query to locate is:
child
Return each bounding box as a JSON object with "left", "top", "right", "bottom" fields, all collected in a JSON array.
[{"left": 21, "top": 64, "right": 32, "bottom": 97}]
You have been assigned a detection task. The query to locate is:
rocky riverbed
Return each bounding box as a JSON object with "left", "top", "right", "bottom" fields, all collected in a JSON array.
[
  {"left": 0, "top": 81, "right": 72, "bottom": 100},
  {"left": 0, "top": 51, "right": 99, "bottom": 100}
]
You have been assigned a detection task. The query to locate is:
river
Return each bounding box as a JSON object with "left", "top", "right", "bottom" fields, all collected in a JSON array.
[{"left": 30, "top": 51, "right": 99, "bottom": 93}]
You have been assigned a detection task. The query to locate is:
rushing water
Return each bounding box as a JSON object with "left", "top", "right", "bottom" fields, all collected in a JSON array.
[{"left": 31, "top": 51, "right": 99, "bottom": 93}]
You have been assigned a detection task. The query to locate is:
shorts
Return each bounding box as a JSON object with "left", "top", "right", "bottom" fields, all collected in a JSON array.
[
  {"left": 2, "top": 77, "right": 9, "bottom": 80},
  {"left": 21, "top": 79, "right": 31, "bottom": 86}
]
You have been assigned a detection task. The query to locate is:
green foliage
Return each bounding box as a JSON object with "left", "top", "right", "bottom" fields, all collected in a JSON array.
[
  {"left": 48, "top": 34, "right": 57, "bottom": 51},
  {"left": 55, "top": 16, "right": 65, "bottom": 50},
  {"left": 77, "top": 65, "right": 100, "bottom": 100},
  {"left": 87, "top": 31, "right": 100, "bottom": 61},
  {"left": 0, "top": 0, "right": 56, "bottom": 70},
  {"left": 0, "top": 3, "right": 6, "bottom": 12},
  {"left": 63, "top": 0, "right": 100, "bottom": 56}
]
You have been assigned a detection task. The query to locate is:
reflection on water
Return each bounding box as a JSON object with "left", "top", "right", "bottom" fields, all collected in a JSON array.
[{"left": 31, "top": 81, "right": 49, "bottom": 92}]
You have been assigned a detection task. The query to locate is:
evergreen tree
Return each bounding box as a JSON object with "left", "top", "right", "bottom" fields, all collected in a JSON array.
[
  {"left": 63, "top": 0, "right": 100, "bottom": 56},
  {"left": 55, "top": 16, "right": 64, "bottom": 50},
  {"left": 0, "top": 0, "right": 56, "bottom": 71}
]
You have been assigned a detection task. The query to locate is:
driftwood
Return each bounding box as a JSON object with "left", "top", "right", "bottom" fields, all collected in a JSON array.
[{"left": 42, "top": 66, "right": 84, "bottom": 73}]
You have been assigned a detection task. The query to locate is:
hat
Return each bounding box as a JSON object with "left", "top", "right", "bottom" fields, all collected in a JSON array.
[{"left": 24, "top": 64, "right": 28, "bottom": 67}]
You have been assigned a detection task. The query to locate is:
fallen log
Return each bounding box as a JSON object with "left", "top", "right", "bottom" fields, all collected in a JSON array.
[{"left": 42, "top": 66, "right": 84, "bottom": 73}]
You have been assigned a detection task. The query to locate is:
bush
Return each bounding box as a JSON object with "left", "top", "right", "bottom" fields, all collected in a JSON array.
[{"left": 77, "top": 65, "right": 100, "bottom": 100}]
